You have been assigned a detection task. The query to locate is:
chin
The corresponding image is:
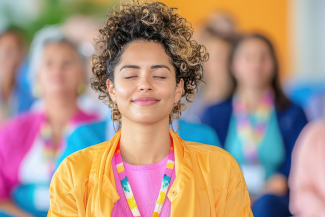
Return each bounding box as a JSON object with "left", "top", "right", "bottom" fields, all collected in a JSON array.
[{"left": 126, "top": 113, "right": 167, "bottom": 125}]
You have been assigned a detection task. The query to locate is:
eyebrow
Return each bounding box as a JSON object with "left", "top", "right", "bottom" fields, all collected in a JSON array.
[
  {"left": 151, "top": 65, "right": 171, "bottom": 71},
  {"left": 120, "top": 65, "right": 140, "bottom": 71},
  {"left": 119, "top": 64, "right": 171, "bottom": 72}
]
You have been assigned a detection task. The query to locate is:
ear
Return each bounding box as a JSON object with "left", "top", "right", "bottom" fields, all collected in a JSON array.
[
  {"left": 106, "top": 79, "right": 117, "bottom": 103},
  {"left": 175, "top": 79, "right": 184, "bottom": 103}
]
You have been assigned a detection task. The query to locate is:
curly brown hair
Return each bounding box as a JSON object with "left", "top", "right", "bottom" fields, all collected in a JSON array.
[{"left": 91, "top": 1, "right": 208, "bottom": 125}]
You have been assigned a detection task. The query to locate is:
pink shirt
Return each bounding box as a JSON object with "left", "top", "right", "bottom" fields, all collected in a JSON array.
[
  {"left": 289, "top": 120, "right": 325, "bottom": 217},
  {"left": 111, "top": 154, "right": 176, "bottom": 217}
]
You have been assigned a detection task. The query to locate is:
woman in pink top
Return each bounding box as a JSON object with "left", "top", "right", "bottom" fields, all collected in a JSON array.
[
  {"left": 0, "top": 28, "right": 98, "bottom": 217},
  {"left": 289, "top": 120, "right": 325, "bottom": 216}
]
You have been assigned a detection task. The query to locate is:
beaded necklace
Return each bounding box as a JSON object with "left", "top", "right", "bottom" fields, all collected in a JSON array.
[
  {"left": 233, "top": 92, "right": 273, "bottom": 163},
  {"left": 39, "top": 121, "right": 73, "bottom": 176}
]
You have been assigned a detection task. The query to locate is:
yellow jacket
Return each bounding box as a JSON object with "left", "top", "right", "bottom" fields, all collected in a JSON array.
[{"left": 48, "top": 130, "right": 253, "bottom": 217}]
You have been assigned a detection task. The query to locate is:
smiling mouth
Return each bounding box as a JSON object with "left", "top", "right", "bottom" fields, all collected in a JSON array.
[{"left": 132, "top": 97, "right": 160, "bottom": 106}]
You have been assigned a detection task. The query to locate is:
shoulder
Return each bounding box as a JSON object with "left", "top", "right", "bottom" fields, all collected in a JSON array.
[
  {"left": 297, "top": 120, "right": 325, "bottom": 145},
  {"left": 184, "top": 141, "right": 242, "bottom": 175},
  {"left": 61, "top": 141, "right": 108, "bottom": 167},
  {"left": 71, "top": 109, "right": 100, "bottom": 125},
  {"left": 180, "top": 121, "right": 216, "bottom": 136},
  {"left": 68, "top": 120, "right": 107, "bottom": 147},
  {"left": 75, "top": 120, "right": 107, "bottom": 133},
  {"left": 53, "top": 141, "right": 110, "bottom": 192},
  {"left": 0, "top": 112, "right": 41, "bottom": 131},
  {"left": 278, "top": 101, "right": 307, "bottom": 119},
  {"left": 205, "top": 97, "right": 233, "bottom": 114}
]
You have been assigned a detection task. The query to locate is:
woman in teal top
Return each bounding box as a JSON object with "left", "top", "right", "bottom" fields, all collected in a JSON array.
[
  {"left": 202, "top": 33, "right": 308, "bottom": 217},
  {"left": 225, "top": 110, "right": 285, "bottom": 195}
]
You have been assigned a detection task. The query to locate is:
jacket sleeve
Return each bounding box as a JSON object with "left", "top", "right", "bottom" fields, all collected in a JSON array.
[
  {"left": 223, "top": 161, "right": 253, "bottom": 217},
  {"left": 47, "top": 158, "right": 86, "bottom": 217}
]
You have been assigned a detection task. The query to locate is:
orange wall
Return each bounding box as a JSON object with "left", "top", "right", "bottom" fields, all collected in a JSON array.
[{"left": 160, "top": 0, "right": 289, "bottom": 76}]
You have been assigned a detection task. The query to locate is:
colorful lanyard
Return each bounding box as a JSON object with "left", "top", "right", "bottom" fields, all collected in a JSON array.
[
  {"left": 115, "top": 140, "right": 175, "bottom": 217},
  {"left": 233, "top": 92, "right": 273, "bottom": 163},
  {"left": 39, "top": 121, "right": 73, "bottom": 176}
]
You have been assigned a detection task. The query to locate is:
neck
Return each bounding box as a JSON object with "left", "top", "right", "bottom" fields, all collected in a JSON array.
[
  {"left": 44, "top": 96, "right": 78, "bottom": 129},
  {"left": 236, "top": 85, "right": 271, "bottom": 111},
  {"left": 203, "top": 80, "right": 232, "bottom": 104},
  {"left": 0, "top": 76, "right": 16, "bottom": 102},
  {"left": 119, "top": 117, "right": 171, "bottom": 165}
]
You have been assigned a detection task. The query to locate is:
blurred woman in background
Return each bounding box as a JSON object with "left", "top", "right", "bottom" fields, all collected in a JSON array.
[
  {"left": 289, "top": 120, "right": 325, "bottom": 216},
  {"left": 0, "top": 28, "right": 98, "bottom": 217},
  {"left": 0, "top": 29, "right": 33, "bottom": 124},
  {"left": 182, "top": 13, "right": 236, "bottom": 124},
  {"left": 202, "top": 33, "right": 308, "bottom": 217}
]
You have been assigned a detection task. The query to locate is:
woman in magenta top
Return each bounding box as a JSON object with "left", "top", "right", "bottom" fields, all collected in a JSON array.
[{"left": 0, "top": 28, "right": 98, "bottom": 217}]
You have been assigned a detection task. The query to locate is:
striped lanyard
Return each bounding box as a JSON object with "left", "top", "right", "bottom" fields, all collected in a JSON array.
[{"left": 115, "top": 140, "right": 175, "bottom": 217}]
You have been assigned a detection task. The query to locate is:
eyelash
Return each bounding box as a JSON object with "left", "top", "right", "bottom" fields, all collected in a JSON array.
[
  {"left": 124, "top": 76, "right": 166, "bottom": 79},
  {"left": 154, "top": 76, "right": 166, "bottom": 79},
  {"left": 124, "top": 76, "right": 137, "bottom": 79}
]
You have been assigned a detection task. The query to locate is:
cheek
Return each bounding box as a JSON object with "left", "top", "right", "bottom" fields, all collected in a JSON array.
[
  {"left": 114, "top": 80, "right": 136, "bottom": 102},
  {"left": 233, "top": 59, "right": 247, "bottom": 79},
  {"left": 66, "top": 68, "right": 83, "bottom": 84},
  {"left": 38, "top": 71, "right": 49, "bottom": 86},
  {"left": 264, "top": 61, "right": 274, "bottom": 78}
]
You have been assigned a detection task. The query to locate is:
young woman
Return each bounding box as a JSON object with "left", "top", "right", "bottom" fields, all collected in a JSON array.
[
  {"left": 182, "top": 24, "right": 235, "bottom": 124},
  {"left": 201, "top": 34, "right": 308, "bottom": 217},
  {"left": 0, "top": 29, "right": 98, "bottom": 217},
  {"left": 48, "top": 2, "right": 252, "bottom": 217},
  {"left": 0, "top": 29, "right": 33, "bottom": 124}
]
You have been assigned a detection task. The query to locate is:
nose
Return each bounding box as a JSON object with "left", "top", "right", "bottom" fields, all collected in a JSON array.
[{"left": 138, "top": 76, "right": 153, "bottom": 92}]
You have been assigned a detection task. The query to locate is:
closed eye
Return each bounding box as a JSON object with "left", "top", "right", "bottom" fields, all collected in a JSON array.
[
  {"left": 124, "top": 76, "right": 138, "bottom": 79},
  {"left": 153, "top": 76, "right": 166, "bottom": 79}
]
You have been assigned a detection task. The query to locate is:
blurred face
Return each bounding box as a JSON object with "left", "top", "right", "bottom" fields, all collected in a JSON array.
[
  {"left": 204, "top": 38, "right": 231, "bottom": 84},
  {"left": 232, "top": 38, "right": 274, "bottom": 89},
  {"left": 38, "top": 42, "right": 84, "bottom": 98},
  {"left": 107, "top": 41, "right": 184, "bottom": 125},
  {"left": 0, "top": 33, "right": 24, "bottom": 82}
]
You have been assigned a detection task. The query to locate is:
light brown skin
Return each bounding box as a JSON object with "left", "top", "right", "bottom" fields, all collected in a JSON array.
[
  {"left": 0, "top": 42, "right": 84, "bottom": 216},
  {"left": 232, "top": 38, "right": 287, "bottom": 197},
  {"left": 0, "top": 32, "right": 25, "bottom": 123},
  {"left": 106, "top": 41, "right": 184, "bottom": 166},
  {"left": 203, "top": 37, "right": 233, "bottom": 104},
  {"left": 0, "top": 32, "right": 24, "bottom": 102}
]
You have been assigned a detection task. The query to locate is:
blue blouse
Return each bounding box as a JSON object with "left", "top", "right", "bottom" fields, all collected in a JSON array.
[{"left": 225, "top": 110, "right": 285, "bottom": 180}]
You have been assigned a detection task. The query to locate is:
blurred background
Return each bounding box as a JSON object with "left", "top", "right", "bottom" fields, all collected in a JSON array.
[
  {"left": 0, "top": 0, "right": 324, "bottom": 217},
  {"left": 1, "top": 0, "right": 323, "bottom": 120}
]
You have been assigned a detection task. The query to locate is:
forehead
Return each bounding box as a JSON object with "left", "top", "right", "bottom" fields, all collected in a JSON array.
[
  {"left": 42, "top": 42, "right": 78, "bottom": 57},
  {"left": 237, "top": 38, "right": 270, "bottom": 53},
  {"left": 119, "top": 41, "right": 172, "bottom": 65},
  {"left": 0, "top": 33, "right": 22, "bottom": 48}
]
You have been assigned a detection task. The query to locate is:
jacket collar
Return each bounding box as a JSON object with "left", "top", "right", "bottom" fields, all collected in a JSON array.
[{"left": 91, "top": 128, "right": 194, "bottom": 212}]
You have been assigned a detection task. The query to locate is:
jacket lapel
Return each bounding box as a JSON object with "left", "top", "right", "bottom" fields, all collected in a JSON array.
[{"left": 168, "top": 130, "right": 197, "bottom": 217}]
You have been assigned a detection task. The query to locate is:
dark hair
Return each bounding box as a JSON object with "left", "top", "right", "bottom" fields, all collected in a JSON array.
[
  {"left": 91, "top": 1, "right": 208, "bottom": 123},
  {"left": 0, "top": 27, "right": 26, "bottom": 48},
  {"left": 228, "top": 33, "right": 290, "bottom": 110},
  {"left": 202, "top": 26, "right": 237, "bottom": 45}
]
